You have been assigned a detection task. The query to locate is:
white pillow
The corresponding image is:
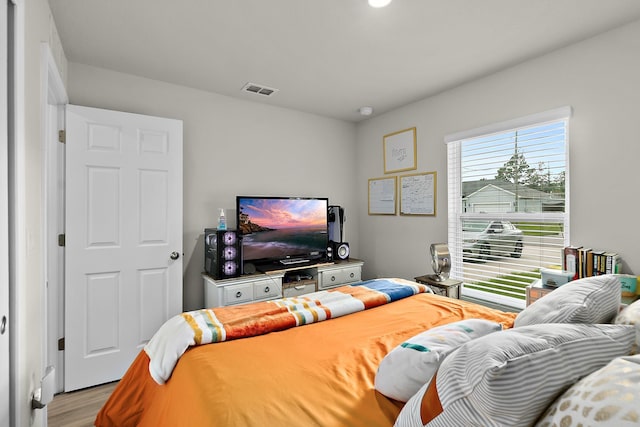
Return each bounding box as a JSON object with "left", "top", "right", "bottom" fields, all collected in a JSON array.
[
  {"left": 515, "top": 274, "right": 621, "bottom": 327},
  {"left": 536, "top": 354, "right": 640, "bottom": 427},
  {"left": 394, "top": 323, "right": 636, "bottom": 427},
  {"left": 375, "top": 319, "right": 502, "bottom": 402}
]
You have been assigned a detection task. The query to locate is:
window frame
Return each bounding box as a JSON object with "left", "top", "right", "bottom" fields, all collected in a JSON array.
[{"left": 446, "top": 107, "right": 572, "bottom": 309}]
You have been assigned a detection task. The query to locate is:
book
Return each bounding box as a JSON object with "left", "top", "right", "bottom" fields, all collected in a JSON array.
[
  {"left": 578, "top": 247, "right": 592, "bottom": 278},
  {"left": 591, "top": 250, "right": 604, "bottom": 276},
  {"left": 586, "top": 249, "right": 593, "bottom": 277},
  {"left": 604, "top": 252, "right": 621, "bottom": 274},
  {"left": 563, "top": 246, "right": 581, "bottom": 281}
]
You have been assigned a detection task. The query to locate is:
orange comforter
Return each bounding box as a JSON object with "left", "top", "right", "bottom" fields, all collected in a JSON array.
[{"left": 96, "top": 293, "right": 516, "bottom": 427}]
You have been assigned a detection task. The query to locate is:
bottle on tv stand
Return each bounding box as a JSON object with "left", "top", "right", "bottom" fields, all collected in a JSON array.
[{"left": 217, "top": 208, "right": 226, "bottom": 230}]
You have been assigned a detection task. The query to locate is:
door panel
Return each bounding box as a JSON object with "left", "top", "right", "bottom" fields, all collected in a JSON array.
[
  {"left": 65, "top": 105, "right": 183, "bottom": 391},
  {"left": 87, "top": 166, "right": 120, "bottom": 246},
  {"left": 139, "top": 269, "right": 169, "bottom": 342},
  {"left": 86, "top": 272, "right": 119, "bottom": 355}
]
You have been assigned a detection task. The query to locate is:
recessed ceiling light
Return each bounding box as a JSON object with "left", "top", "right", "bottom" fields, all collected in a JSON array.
[{"left": 368, "top": 0, "right": 392, "bottom": 8}]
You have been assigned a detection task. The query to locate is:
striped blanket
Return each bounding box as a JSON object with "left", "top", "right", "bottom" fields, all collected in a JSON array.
[{"left": 144, "top": 278, "right": 430, "bottom": 384}]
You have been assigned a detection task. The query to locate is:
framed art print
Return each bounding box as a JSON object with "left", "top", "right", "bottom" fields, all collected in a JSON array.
[
  {"left": 399, "top": 171, "right": 436, "bottom": 216},
  {"left": 383, "top": 127, "right": 417, "bottom": 174},
  {"left": 368, "top": 176, "right": 397, "bottom": 215}
]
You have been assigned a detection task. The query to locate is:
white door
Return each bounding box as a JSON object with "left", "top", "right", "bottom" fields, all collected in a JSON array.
[
  {"left": 1, "top": 0, "right": 11, "bottom": 422},
  {"left": 64, "top": 105, "right": 183, "bottom": 391}
]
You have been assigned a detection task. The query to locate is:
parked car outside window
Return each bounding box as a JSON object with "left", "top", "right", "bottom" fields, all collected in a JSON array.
[{"left": 463, "top": 220, "right": 523, "bottom": 260}]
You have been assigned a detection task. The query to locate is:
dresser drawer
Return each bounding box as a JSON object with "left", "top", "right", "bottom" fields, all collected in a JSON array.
[
  {"left": 253, "top": 278, "right": 281, "bottom": 300},
  {"left": 223, "top": 283, "right": 253, "bottom": 305},
  {"left": 319, "top": 266, "right": 361, "bottom": 290},
  {"left": 319, "top": 270, "right": 341, "bottom": 289},
  {"left": 343, "top": 266, "right": 361, "bottom": 283},
  {"left": 283, "top": 280, "right": 316, "bottom": 298}
]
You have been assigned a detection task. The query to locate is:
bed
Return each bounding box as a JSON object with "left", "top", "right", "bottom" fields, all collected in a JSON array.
[{"left": 95, "top": 276, "right": 639, "bottom": 427}]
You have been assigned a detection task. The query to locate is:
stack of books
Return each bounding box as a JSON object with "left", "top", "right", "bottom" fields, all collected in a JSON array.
[{"left": 562, "top": 245, "right": 622, "bottom": 280}]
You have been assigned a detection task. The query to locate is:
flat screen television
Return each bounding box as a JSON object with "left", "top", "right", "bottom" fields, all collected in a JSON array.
[{"left": 236, "top": 196, "right": 329, "bottom": 271}]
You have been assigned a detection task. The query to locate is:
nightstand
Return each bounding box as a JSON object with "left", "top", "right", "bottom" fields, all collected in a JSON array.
[
  {"left": 525, "top": 280, "right": 553, "bottom": 306},
  {"left": 414, "top": 275, "right": 462, "bottom": 299}
]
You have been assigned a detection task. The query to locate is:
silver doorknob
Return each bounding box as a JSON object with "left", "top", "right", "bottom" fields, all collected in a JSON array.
[{"left": 170, "top": 251, "right": 180, "bottom": 260}]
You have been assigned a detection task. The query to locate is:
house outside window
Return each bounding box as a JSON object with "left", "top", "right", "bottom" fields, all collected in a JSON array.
[{"left": 446, "top": 107, "right": 571, "bottom": 309}]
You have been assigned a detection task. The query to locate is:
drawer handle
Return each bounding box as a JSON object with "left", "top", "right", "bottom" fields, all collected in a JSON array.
[
  {"left": 349, "top": 272, "right": 354, "bottom": 278},
  {"left": 235, "top": 291, "right": 242, "bottom": 298},
  {"left": 294, "top": 285, "right": 305, "bottom": 290},
  {"left": 331, "top": 275, "right": 336, "bottom": 282},
  {"left": 264, "top": 286, "right": 270, "bottom": 293}
]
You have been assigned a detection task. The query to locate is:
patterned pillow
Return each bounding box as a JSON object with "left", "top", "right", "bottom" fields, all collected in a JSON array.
[
  {"left": 394, "top": 323, "right": 635, "bottom": 427},
  {"left": 615, "top": 299, "right": 640, "bottom": 354},
  {"left": 515, "top": 275, "right": 621, "bottom": 327},
  {"left": 536, "top": 354, "right": 640, "bottom": 427},
  {"left": 375, "top": 319, "right": 502, "bottom": 402}
]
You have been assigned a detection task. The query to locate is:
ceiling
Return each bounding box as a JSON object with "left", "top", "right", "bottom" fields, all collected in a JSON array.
[{"left": 49, "top": 0, "right": 640, "bottom": 122}]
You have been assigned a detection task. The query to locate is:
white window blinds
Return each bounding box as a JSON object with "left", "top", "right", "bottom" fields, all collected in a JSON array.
[{"left": 447, "top": 107, "right": 571, "bottom": 309}]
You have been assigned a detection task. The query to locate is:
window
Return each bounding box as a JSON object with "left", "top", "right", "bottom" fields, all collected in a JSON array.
[{"left": 446, "top": 107, "right": 571, "bottom": 309}]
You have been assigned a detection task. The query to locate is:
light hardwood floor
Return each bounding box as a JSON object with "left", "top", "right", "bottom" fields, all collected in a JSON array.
[{"left": 48, "top": 382, "right": 118, "bottom": 427}]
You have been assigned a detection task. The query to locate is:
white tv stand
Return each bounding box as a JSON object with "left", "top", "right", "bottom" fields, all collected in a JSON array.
[{"left": 203, "top": 258, "right": 364, "bottom": 308}]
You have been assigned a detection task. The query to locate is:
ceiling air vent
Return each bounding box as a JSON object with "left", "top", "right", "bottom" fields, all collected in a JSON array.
[{"left": 241, "top": 82, "right": 279, "bottom": 97}]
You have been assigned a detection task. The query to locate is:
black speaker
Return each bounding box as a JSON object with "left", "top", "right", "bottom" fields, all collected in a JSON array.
[
  {"left": 328, "top": 205, "right": 345, "bottom": 242},
  {"left": 326, "top": 245, "right": 333, "bottom": 261},
  {"left": 331, "top": 241, "right": 350, "bottom": 260},
  {"left": 204, "top": 229, "right": 242, "bottom": 279}
]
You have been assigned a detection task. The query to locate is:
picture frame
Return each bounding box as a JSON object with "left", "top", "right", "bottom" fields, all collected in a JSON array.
[
  {"left": 368, "top": 176, "right": 397, "bottom": 215},
  {"left": 383, "top": 127, "right": 417, "bottom": 174},
  {"left": 399, "top": 171, "right": 436, "bottom": 216}
]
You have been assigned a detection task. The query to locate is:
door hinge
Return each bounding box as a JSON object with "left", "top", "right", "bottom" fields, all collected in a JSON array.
[
  {"left": 58, "top": 337, "right": 65, "bottom": 351},
  {"left": 58, "top": 130, "right": 66, "bottom": 143},
  {"left": 57, "top": 234, "right": 65, "bottom": 247}
]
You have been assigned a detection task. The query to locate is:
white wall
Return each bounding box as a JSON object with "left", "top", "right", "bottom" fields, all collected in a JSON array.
[
  {"left": 67, "top": 64, "right": 359, "bottom": 311},
  {"left": 356, "top": 19, "right": 640, "bottom": 281}
]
